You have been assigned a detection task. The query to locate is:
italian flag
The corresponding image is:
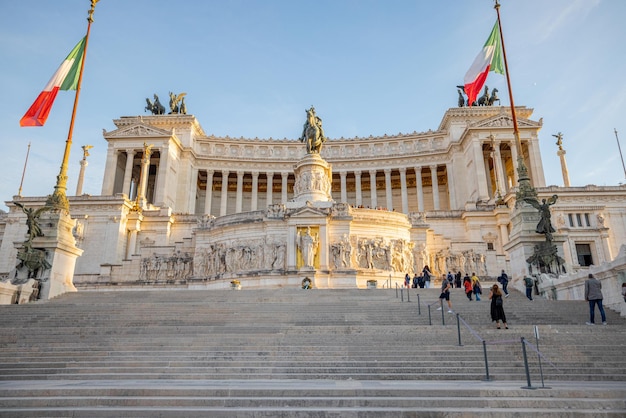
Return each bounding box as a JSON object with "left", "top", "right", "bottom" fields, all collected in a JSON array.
[
  {"left": 20, "top": 37, "right": 86, "bottom": 127},
  {"left": 463, "top": 21, "right": 504, "bottom": 106}
]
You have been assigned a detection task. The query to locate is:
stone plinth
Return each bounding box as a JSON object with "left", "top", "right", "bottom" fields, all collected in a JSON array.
[
  {"left": 292, "top": 154, "right": 333, "bottom": 204},
  {"left": 33, "top": 210, "right": 84, "bottom": 300}
]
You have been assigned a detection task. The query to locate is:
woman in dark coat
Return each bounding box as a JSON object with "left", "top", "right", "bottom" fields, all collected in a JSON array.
[{"left": 488, "top": 284, "right": 508, "bottom": 329}]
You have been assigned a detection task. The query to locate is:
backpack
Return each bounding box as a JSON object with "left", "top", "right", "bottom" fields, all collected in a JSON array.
[{"left": 524, "top": 277, "right": 534, "bottom": 288}]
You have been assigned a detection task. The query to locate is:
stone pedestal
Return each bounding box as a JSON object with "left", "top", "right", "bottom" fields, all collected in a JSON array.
[
  {"left": 503, "top": 204, "right": 565, "bottom": 280},
  {"left": 291, "top": 154, "right": 333, "bottom": 204},
  {"left": 32, "top": 210, "right": 84, "bottom": 300}
]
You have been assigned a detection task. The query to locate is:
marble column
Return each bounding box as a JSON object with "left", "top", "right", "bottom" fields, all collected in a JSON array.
[
  {"left": 445, "top": 162, "right": 457, "bottom": 210},
  {"left": 369, "top": 169, "right": 377, "bottom": 208},
  {"left": 510, "top": 142, "right": 519, "bottom": 184},
  {"left": 493, "top": 141, "right": 507, "bottom": 194},
  {"left": 220, "top": 170, "right": 229, "bottom": 216},
  {"left": 266, "top": 172, "right": 274, "bottom": 206},
  {"left": 154, "top": 145, "right": 169, "bottom": 206},
  {"left": 472, "top": 139, "right": 489, "bottom": 200},
  {"left": 339, "top": 171, "right": 347, "bottom": 203},
  {"left": 399, "top": 167, "right": 408, "bottom": 214},
  {"left": 251, "top": 171, "right": 259, "bottom": 211},
  {"left": 204, "top": 170, "right": 214, "bottom": 215},
  {"left": 557, "top": 149, "right": 571, "bottom": 187},
  {"left": 281, "top": 172, "right": 289, "bottom": 204},
  {"left": 355, "top": 170, "right": 362, "bottom": 207},
  {"left": 384, "top": 169, "right": 393, "bottom": 211},
  {"left": 75, "top": 158, "right": 88, "bottom": 196},
  {"left": 121, "top": 149, "right": 136, "bottom": 198},
  {"left": 235, "top": 171, "right": 244, "bottom": 213},
  {"left": 137, "top": 146, "right": 153, "bottom": 209},
  {"left": 101, "top": 148, "right": 118, "bottom": 195},
  {"left": 430, "top": 165, "right": 440, "bottom": 210},
  {"left": 415, "top": 166, "right": 424, "bottom": 212},
  {"left": 188, "top": 168, "right": 198, "bottom": 214}
]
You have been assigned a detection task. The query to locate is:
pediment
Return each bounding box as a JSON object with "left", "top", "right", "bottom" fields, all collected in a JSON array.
[
  {"left": 103, "top": 123, "right": 172, "bottom": 139},
  {"left": 288, "top": 205, "right": 330, "bottom": 218},
  {"left": 471, "top": 114, "right": 540, "bottom": 129}
]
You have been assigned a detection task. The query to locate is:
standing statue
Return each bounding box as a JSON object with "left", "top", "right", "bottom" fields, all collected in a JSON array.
[
  {"left": 14, "top": 202, "right": 50, "bottom": 247},
  {"left": 457, "top": 89, "right": 465, "bottom": 107},
  {"left": 299, "top": 106, "right": 327, "bottom": 154},
  {"left": 169, "top": 92, "right": 187, "bottom": 114},
  {"left": 525, "top": 194, "right": 558, "bottom": 241},
  {"left": 179, "top": 97, "right": 187, "bottom": 115},
  {"left": 297, "top": 227, "right": 318, "bottom": 268},
  {"left": 553, "top": 132, "right": 564, "bottom": 150}
]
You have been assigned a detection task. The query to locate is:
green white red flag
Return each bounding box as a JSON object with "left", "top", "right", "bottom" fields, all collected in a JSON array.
[
  {"left": 463, "top": 21, "right": 504, "bottom": 106},
  {"left": 20, "top": 37, "right": 86, "bottom": 127}
]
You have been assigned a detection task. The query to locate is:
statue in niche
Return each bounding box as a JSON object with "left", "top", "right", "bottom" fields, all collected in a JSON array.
[
  {"left": 297, "top": 227, "right": 318, "bottom": 268},
  {"left": 145, "top": 94, "right": 165, "bottom": 115},
  {"left": 299, "top": 106, "right": 327, "bottom": 154}
]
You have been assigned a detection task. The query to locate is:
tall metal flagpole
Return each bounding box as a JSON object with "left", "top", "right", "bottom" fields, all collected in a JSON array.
[
  {"left": 46, "top": 0, "right": 99, "bottom": 211},
  {"left": 614, "top": 129, "right": 626, "bottom": 180},
  {"left": 17, "top": 142, "right": 31, "bottom": 198},
  {"left": 494, "top": 0, "right": 537, "bottom": 203}
]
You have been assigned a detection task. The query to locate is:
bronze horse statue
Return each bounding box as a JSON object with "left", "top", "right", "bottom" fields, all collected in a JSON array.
[
  {"left": 145, "top": 94, "right": 165, "bottom": 115},
  {"left": 300, "top": 106, "right": 327, "bottom": 154}
]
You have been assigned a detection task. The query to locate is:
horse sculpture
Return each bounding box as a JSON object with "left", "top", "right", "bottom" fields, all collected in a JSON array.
[
  {"left": 488, "top": 88, "right": 500, "bottom": 106},
  {"left": 300, "top": 106, "right": 327, "bottom": 154},
  {"left": 477, "top": 86, "right": 490, "bottom": 106},
  {"left": 145, "top": 94, "right": 165, "bottom": 115}
]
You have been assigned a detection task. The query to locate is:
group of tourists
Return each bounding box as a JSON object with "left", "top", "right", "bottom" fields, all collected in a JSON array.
[{"left": 406, "top": 267, "right": 612, "bottom": 329}]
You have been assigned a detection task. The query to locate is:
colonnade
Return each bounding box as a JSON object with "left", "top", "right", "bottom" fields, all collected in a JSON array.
[{"left": 198, "top": 165, "right": 453, "bottom": 216}]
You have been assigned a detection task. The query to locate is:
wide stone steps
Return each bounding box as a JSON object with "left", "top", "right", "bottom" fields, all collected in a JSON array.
[
  {"left": 1, "top": 381, "right": 625, "bottom": 417},
  {"left": 0, "top": 287, "right": 625, "bottom": 415}
]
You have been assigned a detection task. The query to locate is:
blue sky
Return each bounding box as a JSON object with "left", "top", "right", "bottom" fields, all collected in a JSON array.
[{"left": 1, "top": 0, "right": 625, "bottom": 210}]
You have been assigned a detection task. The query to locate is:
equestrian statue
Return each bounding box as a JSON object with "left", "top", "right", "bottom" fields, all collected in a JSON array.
[{"left": 299, "top": 106, "right": 327, "bottom": 154}]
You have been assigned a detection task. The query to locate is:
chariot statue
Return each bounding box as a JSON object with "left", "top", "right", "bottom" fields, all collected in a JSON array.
[{"left": 145, "top": 94, "right": 165, "bottom": 115}]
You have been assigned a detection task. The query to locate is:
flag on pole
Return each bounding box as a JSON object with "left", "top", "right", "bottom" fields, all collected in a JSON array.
[
  {"left": 20, "top": 37, "right": 86, "bottom": 127},
  {"left": 463, "top": 21, "right": 504, "bottom": 106}
]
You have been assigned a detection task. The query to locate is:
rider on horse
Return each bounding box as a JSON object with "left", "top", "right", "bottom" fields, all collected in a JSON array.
[{"left": 300, "top": 106, "right": 327, "bottom": 154}]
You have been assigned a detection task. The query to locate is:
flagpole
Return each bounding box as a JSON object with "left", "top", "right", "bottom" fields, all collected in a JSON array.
[
  {"left": 614, "top": 129, "right": 626, "bottom": 180},
  {"left": 46, "top": 0, "right": 99, "bottom": 211},
  {"left": 17, "top": 142, "right": 31, "bottom": 198},
  {"left": 494, "top": 0, "right": 537, "bottom": 203}
]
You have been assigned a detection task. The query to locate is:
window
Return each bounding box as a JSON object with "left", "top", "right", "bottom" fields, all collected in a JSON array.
[
  {"left": 487, "top": 242, "right": 494, "bottom": 251},
  {"left": 576, "top": 213, "right": 582, "bottom": 227},
  {"left": 584, "top": 213, "right": 590, "bottom": 227},
  {"left": 575, "top": 243, "right": 593, "bottom": 266},
  {"left": 568, "top": 214, "right": 574, "bottom": 227}
]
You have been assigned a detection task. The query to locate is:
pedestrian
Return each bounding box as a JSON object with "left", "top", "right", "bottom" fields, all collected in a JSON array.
[
  {"left": 523, "top": 274, "right": 534, "bottom": 301},
  {"left": 404, "top": 273, "right": 411, "bottom": 288},
  {"left": 585, "top": 273, "right": 607, "bottom": 325},
  {"left": 498, "top": 270, "right": 510, "bottom": 297},
  {"left": 437, "top": 274, "right": 453, "bottom": 313},
  {"left": 446, "top": 271, "right": 454, "bottom": 289},
  {"left": 455, "top": 271, "right": 462, "bottom": 288},
  {"left": 621, "top": 283, "right": 626, "bottom": 303},
  {"left": 412, "top": 273, "right": 419, "bottom": 289},
  {"left": 422, "top": 265, "right": 432, "bottom": 288},
  {"left": 488, "top": 284, "right": 508, "bottom": 329},
  {"left": 417, "top": 274, "right": 425, "bottom": 288},
  {"left": 471, "top": 273, "right": 482, "bottom": 301},
  {"left": 463, "top": 274, "right": 473, "bottom": 301}
]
